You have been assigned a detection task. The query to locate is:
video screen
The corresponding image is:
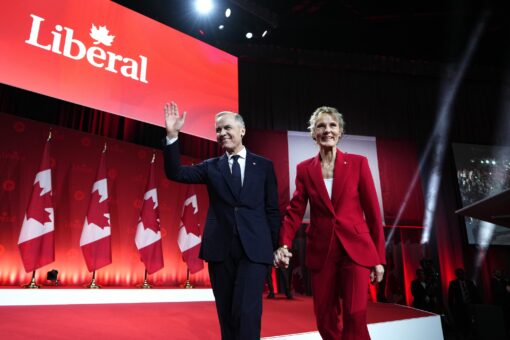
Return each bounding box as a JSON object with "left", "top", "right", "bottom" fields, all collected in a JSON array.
[{"left": 452, "top": 143, "right": 510, "bottom": 246}]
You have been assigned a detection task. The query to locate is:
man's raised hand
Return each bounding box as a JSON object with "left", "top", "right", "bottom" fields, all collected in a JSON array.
[{"left": 164, "top": 101, "right": 187, "bottom": 138}]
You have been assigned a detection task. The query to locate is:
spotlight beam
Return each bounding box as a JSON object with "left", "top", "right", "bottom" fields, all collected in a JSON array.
[
  {"left": 385, "top": 10, "right": 490, "bottom": 248},
  {"left": 420, "top": 10, "right": 490, "bottom": 245}
]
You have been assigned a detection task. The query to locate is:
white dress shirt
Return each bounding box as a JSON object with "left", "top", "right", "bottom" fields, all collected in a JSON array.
[
  {"left": 227, "top": 147, "right": 246, "bottom": 185},
  {"left": 324, "top": 178, "right": 333, "bottom": 199}
]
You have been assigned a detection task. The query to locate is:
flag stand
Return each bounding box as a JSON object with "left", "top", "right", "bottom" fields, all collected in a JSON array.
[
  {"left": 140, "top": 269, "right": 151, "bottom": 289},
  {"left": 184, "top": 268, "right": 193, "bottom": 289},
  {"left": 23, "top": 271, "right": 40, "bottom": 289},
  {"left": 87, "top": 270, "right": 101, "bottom": 289}
]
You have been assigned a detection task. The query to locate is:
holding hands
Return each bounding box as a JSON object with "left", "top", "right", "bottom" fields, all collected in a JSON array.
[
  {"left": 273, "top": 246, "right": 293, "bottom": 268},
  {"left": 370, "top": 264, "right": 385, "bottom": 284},
  {"left": 164, "top": 101, "right": 187, "bottom": 138}
]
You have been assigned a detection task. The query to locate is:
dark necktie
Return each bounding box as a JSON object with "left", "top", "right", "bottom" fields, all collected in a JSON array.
[{"left": 231, "top": 155, "right": 242, "bottom": 197}]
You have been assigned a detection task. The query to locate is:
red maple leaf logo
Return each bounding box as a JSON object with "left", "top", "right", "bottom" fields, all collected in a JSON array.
[
  {"left": 181, "top": 203, "right": 200, "bottom": 236},
  {"left": 87, "top": 190, "right": 109, "bottom": 229},
  {"left": 141, "top": 196, "right": 159, "bottom": 233},
  {"left": 26, "top": 182, "right": 52, "bottom": 224}
]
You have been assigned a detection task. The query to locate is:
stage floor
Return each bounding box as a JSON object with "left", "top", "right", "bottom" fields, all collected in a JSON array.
[{"left": 0, "top": 289, "right": 443, "bottom": 339}]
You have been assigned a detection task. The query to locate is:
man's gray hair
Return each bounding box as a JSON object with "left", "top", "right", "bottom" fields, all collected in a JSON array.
[{"left": 216, "top": 111, "right": 245, "bottom": 128}]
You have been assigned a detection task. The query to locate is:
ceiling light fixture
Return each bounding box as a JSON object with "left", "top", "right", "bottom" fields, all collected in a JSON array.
[{"left": 195, "top": 0, "right": 213, "bottom": 15}]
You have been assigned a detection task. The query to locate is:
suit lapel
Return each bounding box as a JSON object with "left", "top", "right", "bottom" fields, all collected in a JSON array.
[
  {"left": 331, "top": 149, "right": 349, "bottom": 209},
  {"left": 307, "top": 153, "right": 335, "bottom": 215}
]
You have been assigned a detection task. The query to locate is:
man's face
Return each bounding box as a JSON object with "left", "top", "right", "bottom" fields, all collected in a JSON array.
[{"left": 215, "top": 113, "right": 245, "bottom": 154}]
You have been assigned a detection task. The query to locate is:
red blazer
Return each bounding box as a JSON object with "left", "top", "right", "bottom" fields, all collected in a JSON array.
[{"left": 280, "top": 149, "right": 386, "bottom": 271}]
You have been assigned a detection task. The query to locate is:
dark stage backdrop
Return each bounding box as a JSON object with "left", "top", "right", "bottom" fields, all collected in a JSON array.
[{"left": 0, "top": 113, "right": 211, "bottom": 286}]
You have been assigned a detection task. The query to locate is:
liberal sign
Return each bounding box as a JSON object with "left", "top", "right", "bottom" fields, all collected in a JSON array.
[{"left": 0, "top": 0, "right": 238, "bottom": 141}]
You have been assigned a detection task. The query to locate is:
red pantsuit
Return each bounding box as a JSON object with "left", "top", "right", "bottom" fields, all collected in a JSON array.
[{"left": 280, "top": 150, "right": 386, "bottom": 340}]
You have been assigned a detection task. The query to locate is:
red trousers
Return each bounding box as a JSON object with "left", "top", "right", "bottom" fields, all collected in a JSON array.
[{"left": 310, "top": 236, "right": 371, "bottom": 340}]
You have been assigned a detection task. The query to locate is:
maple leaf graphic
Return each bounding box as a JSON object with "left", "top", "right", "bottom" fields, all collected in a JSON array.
[
  {"left": 141, "top": 196, "right": 160, "bottom": 233},
  {"left": 90, "top": 24, "right": 115, "bottom": 46},
  {"left": 87, "top": 190, "right": 110, "bottom": 229},
  {"left": 181, "top": 203, "right": 200, "bottom": 236},
  {"left": 26, "top": 182, "right": 52, "bottom": 224}
]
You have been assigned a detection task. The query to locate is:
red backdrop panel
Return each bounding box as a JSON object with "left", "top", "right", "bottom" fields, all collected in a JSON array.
[
  {"left": 0, "top": 113, "right": 210, "bottom": 286},
  {"left": 0, "top": 0, "right": 238, "bottom": 141},
  {"left": 376, "top": 139, "right": 425, "bottom": 226}
]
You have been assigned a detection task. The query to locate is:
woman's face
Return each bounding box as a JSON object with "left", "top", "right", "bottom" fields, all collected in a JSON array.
[{"left": 313, "top": 113, "right": 341, "bottom": 148}]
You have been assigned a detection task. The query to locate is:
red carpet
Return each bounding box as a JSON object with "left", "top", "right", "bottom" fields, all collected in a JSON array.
[{"left": 0, "top": 296, "right": 432, "bottom": 339}]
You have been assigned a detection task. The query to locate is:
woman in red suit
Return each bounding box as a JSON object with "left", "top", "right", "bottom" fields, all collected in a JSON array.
[{"left": 275, "top": 106, "right": 386, "bottom": 340}]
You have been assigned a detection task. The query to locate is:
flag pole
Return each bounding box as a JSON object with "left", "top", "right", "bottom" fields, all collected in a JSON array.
[
  {"left": 87, "top": 270, "right": 101, "bottom": 289},
  {"left": 23, "top": 270, "right": 40, "bottom": 289},
  {"left": 184, "top": 268, "right": 193, "bottom": 289},
  {"left": 140, "top": 269, "right": 151, "bottom": 289}
]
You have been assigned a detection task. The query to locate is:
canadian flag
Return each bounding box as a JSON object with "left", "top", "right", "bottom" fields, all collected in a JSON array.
[
  {"left": 18, "top": 137, "right": 54, "bottom": 272},
  {"left": 80, "top": 148, "right": 112, "bottom": 272},
  {"left": 178, "top": 186, "right": 204, "bottom": 274},
  {"left": 134, "top": 157, "right": 164, "bottom": 274}
]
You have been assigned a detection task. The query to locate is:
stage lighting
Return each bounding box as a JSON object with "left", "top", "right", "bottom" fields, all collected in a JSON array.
[
  {"left": 195, "top": 0, "right": 213, "bottom": 15},
  {"left": 225, "top": 8, "right": 231, "bottom": 18},
  {"left": 47, "top": 269, "right": 59, "bottom": 285},
  {"left": 262, "top": 30, "right": 268, "bottom": 37},
  {"left": 420, "top": 10, "right": 488, "bottom": 245},
  {"left": 218, "top": 25, "right": 224, "bottom": 30},
  {"left": 384, "top": 10, "right": 489, "bottom": 248},
  {"left": 245, "top": 32, "right": 253, "bottom": 39}
]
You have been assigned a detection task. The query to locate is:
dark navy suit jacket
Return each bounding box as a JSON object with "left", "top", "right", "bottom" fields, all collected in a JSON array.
[{"left": 164, "top": 140, "right": 280, "bottom": 264}]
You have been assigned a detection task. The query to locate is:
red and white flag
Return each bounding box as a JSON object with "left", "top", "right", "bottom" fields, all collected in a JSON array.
[
  {"left": 80, "top": 147, "right": 112, "bottom": 272},
  {"left": 18, "top": 136, "right": 54, "bottom": 272},
  {"left": 178, "top": 186, "right": 204, "bottom": 274},
  {"left": 135, "top": 156, "right": 164, "bottom": 274}
]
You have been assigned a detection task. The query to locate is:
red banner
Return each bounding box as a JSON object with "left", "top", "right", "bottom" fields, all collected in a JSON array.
[{"left": 0, "top": 0, "right": 238, "bottom": 141}]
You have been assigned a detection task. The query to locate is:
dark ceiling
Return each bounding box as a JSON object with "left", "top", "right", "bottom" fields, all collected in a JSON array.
[{"left": 113, "top": 0, "right": 508, "bottom": 68}]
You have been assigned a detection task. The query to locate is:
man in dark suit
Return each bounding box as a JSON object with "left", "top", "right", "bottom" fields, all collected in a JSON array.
[
  {"left": 448, "top": 268, "right": 480, "bottom": 339},
  {"left": 163, "top": 102, "right": 280, "bottom": 340},
  {"left": 411, "top": 268, "right": 433, "bottom": 311}
]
